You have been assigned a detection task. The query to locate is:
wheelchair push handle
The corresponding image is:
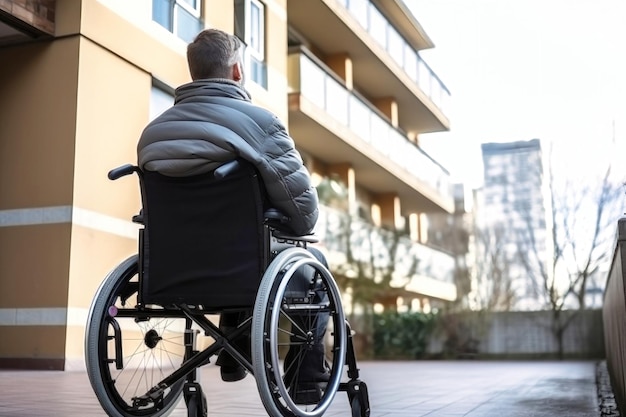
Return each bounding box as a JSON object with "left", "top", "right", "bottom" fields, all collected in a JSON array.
[
  {"left": 108, "top": 164, "right": 139, "bottom": 181},
  {"left": 214, "top": 159, "right": 243, "bottom": 179}
]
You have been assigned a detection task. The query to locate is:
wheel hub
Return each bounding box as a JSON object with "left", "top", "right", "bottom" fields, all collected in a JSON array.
[{"left": 144, "top": 329, "right": 162, "bottom": 349}]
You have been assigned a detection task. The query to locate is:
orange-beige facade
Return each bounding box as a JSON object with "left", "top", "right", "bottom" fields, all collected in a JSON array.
[{"left": 0, "top": 0, "right": 455, "bottom": 370}]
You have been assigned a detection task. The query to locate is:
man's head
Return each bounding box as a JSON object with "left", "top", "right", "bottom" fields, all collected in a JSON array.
[{"left": 187, "top": 29, "right": 245, "bottom": 85}]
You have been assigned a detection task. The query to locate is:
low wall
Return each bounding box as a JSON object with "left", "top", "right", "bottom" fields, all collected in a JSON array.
[
  {"left": 603, "top": 217, "right": 626, "bottom": 416},
  {"left": 429, "top": 309, "right": 604, "bottom": 359}
]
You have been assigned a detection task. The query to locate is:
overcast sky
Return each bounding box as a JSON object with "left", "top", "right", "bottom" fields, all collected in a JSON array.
[{"left": 404, "top": 0, "right": 626, "bottom": 188}]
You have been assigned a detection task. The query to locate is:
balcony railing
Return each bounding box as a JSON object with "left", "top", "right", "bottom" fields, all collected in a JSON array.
[
  {"left": 316, "top": 205, "right": 456, "bottom": 290},
  {"left": 290, "top": 49, "right": 452, "bottom": 201},
  {"left": 336, "top": 0, "right": 450, "bottom": 114}
]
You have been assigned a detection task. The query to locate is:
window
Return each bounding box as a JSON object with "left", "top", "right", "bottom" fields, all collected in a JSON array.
[
  {"left": 150, "top": 82, "right": 174, "bottom": 120},
  {"left": 153, "top": 0, "right": 203, "bottom": 43},
  {"left": 235, "top": 0, "right": 267, "bottom": 88},
  {"left": 247, "top": 1, "right": 264, "bottom": 61}
]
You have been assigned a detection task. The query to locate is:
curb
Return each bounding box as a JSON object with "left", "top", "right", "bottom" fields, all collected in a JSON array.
[{"left": 598, "top": 361, "right": 621, "bottom": 417}]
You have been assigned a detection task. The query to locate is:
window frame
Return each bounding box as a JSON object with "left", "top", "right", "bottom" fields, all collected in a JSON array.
[
  {"left": 150, "top": 80, "right": 175, "bottom": 121},
  {"left": 176, "top": 0, "right": 201, "bottom": 17},
  {"left": 153, "top": 0, "right": 203, "bottom": 42},
  {"left": 235, "top": 0, "right": 267, "bottom": 88},
  {"left": 245, "top": 0, "right": 265, "bottom": 61}
]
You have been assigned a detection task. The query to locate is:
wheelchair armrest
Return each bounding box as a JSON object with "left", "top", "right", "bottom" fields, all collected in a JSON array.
[
  {"left": 108, "top": 164, "right": 139, "bottom": 180},
  {"left": 264, "top": 209, "right": 318, "bottom": 242},
  {"left": 264, "top": 208, "right": 289, "bottom": 224},
  {"left": 272, "top": 230, "right": 319, "bottom": 244},
  {"left": 264, "top": 208, "right": 296, "bottom": 233},
  {"left": 263, "top": 208, "right": 319, "bottom": 243}
]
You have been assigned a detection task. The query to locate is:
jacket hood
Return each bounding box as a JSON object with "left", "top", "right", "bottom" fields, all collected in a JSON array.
[{"left": 174, "top": 79, "right": 252, "bottom": 104}]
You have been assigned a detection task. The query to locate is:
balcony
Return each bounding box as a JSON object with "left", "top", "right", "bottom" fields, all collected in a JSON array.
[
  {"left": 0, "top": 1, "right": 55, "bottom": 47},
  {"left": 288, "top": 48, "right": 454, "bottom": 214},
  {"left": 316, "top": 205, "right": 457, "bottom": 302},
  {"left": 287, "top": 0, "right": 450, "bottom": 134}
]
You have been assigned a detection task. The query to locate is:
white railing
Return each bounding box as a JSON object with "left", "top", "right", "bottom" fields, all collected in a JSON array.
[
  {"left": 316, "top": 205, "right": 456, "bottom": 286},
  {"left": 335, "top": 0, "right": 450, "bottom": 114},
  {"left": 292, "top": 50, "right": 452, "bottom": 200}
]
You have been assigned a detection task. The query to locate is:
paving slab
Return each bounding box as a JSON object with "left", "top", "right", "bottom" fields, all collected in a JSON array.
[{"left": 0, "top": 360, "right": 600, "bottom": 416}]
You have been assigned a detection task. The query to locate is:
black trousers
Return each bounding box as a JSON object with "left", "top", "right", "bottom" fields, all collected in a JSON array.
[{"left": 219, "top": 246, "right": 330, "bottom": 342}]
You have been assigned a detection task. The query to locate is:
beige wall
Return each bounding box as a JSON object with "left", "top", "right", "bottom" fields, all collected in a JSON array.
[
  {"left": 0, "top": 326, "right": 67, "bottom": 369},
  {"left": 65, "top": 34, "right": 152, "bottom": 365},
  {"left": 73, "top": 36, "right": 148, "bottom": 216},
  {"left": 81, "top": 0, "right": 190, "bottom": 88},
  {"left": 0, "top": 3, "right": 154, "bottom": 368},
  {"left": 0, "top": 38, "right": 81, "bottom": 368},
  {"left": 0, "top": 38, "right": 79, "bottom": 210},
  {"left": 0, "top": 225, "right": 71, "bottom": 308}
]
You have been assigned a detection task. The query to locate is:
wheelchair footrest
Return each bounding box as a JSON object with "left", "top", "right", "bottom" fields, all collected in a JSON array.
[{"left": 290, "top": 382, "right": 326, "bottom": 405}]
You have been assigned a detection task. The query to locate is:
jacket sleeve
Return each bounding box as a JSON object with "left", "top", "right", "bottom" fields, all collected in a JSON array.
[{"left": 259, "top": 116, "right": 319, "bottom": 235}]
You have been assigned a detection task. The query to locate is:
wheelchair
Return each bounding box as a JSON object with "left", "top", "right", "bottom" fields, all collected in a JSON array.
[{"left": 84, "top": 159, "right": 370, "bottom": 417}]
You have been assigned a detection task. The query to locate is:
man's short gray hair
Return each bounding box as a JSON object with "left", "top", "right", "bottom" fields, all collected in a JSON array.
[{"left": 187, "top": 29, "right": 244, "bottom": 80}]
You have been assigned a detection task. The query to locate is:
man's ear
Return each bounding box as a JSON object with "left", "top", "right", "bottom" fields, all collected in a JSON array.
[{"left": 232, "top": 62, "right": 242, "bottom": 82}]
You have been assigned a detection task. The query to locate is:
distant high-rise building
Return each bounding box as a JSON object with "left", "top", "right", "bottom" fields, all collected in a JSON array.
[{"left": 478, "top": 139, "right": 550, "bottom": 310}]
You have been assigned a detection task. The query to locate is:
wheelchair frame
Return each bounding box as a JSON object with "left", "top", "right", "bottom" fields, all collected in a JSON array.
[{"left": 84, "top": 163, "right": 370, "bottom": 417}]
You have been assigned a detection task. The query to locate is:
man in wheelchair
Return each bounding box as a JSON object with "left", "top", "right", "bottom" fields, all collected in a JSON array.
[
  {"left": 137, "top": 28, "right": 331, "bottom": 400},
  {"left": 86, "top": 27, "right": 369, "bottom": 417}
]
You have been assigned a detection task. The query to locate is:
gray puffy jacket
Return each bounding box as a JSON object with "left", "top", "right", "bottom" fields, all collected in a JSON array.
[{"left": 137, "top": 79, "right": 319, "bottom": 235}]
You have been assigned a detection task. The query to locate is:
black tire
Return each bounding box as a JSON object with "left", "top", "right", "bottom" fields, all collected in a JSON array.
[
  {"left": 185, "top": 395, "right": 207, "bottom": 417},
  {"left": 349, "top": 382, "right": 370, "bottom": 417},
  {"left": 85, "top": 255, "right": 186, "bottom": 417},
  {"left": 252, "top": 248, "right": 347, "bottom": 417},
  {"left": 350, "top": 396, "right": 361, "bottom": 417},
  {"left": 186, "top": 397, "right": 197, "bottom": 417}
]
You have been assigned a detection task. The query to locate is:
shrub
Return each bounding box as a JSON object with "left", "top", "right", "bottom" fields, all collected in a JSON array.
[{"left": 373, "top": 310, "right": 438, "bottom": 359}]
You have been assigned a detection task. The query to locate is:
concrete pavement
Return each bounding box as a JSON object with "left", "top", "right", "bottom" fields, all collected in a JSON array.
[{"left": 0, "top": 360, "right": 602, "bottom": 416}]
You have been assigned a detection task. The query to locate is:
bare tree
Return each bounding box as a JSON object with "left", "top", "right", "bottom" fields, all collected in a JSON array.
[
  {"left": 329, "top": 212, "right": 418, "bottom": 311},
  {"left": 426, "top": 184, "right": 473, "bottom": 309},
  {"left": 515, "top": 142, "right": 624, "bottom": 357},
  {"left": 316, "top": 185, "right": 428, "bottom": 358},
  {"left": 471, "top": 223, "right": 517, "bottom": 311},
  {"left": 316, "top": 176, "right": 422, "bottom": 311}
]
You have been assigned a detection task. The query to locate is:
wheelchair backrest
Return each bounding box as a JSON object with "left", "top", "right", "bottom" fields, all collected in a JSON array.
[{"left": 138, "top": 159, "right": 267, "bottom": 308}]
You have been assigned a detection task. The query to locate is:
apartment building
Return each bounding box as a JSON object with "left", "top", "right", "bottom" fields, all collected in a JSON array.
[
  {"left": 477, "top": 139, "right": 551, "bottom": 310},
  {"left": 0, "top": 0, "right": 455, "bottom": 370}
]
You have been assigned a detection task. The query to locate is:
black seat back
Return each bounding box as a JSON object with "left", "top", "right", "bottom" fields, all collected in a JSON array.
[{"left": 139, "top": 160, "right": 266, "bottom": 308}]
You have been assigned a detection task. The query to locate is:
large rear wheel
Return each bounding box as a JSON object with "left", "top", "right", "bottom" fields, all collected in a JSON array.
[
  {"left": 252, "top": 248, "right": 347, "bottom": 417},
  {"left": 85, "top": 255, "right": 186, "bottom": 417}
]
